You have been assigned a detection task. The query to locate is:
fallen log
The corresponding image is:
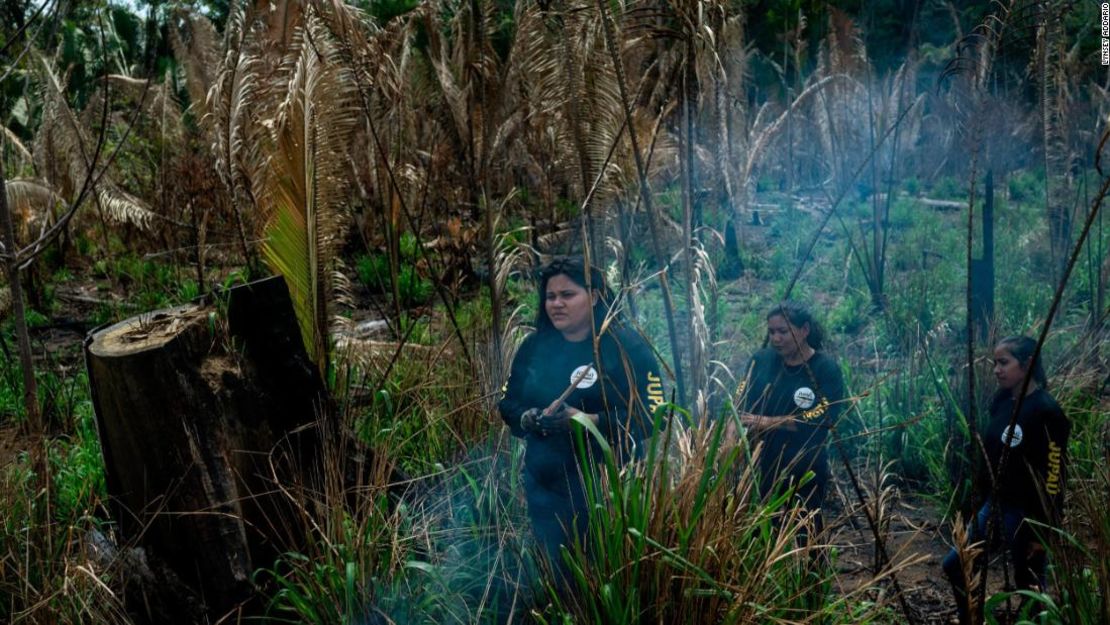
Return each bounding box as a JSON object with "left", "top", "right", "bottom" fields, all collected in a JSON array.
[{"left": 917, "top": 197, "right": 965, "bottom": 211}]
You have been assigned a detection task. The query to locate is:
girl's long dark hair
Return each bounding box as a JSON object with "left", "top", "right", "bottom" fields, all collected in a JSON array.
[
  {"left": 995, "top": 335, "right": 1049, "bottom": 391},
  {"left": 534, "top": 256, "right": 612, "bottom": 336},
  {"left": 766, "top": 300, "right": 825, "bottom": 350}
]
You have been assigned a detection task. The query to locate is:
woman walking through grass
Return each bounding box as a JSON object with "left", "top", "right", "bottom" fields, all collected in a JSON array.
[
  {"left": 498, "top": 257, "right": 664, "bottom": 583},
  {"left": 942, "top": 335, "right": 1071, "bottom": 625},
  {"left": 734, "top": 301, "right": 845, "bottom": 540}
]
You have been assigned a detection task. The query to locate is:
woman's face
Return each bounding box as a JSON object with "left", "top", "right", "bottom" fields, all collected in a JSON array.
[
  {"left": 767, "top": 314, "right": 809, "bottom": 360},
  {"left": 993, "top": 345, "right": 1028, "bottom": 393},
  {"left": 545, "top": 274, "right": 596, "bottom": 340}
]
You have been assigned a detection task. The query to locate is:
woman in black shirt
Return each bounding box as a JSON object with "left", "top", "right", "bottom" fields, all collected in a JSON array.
[
  {"left": 735, "top": 301, "right": 845, "bottom": 536},
  {"left": 942, "top": 336, "right": 1070, "bottom": 625},
  {"left": 498, "top": 257, "right": 664, "bottom": 579}
]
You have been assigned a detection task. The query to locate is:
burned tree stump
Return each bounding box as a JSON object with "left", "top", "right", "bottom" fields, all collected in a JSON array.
[
  {"left": 84, "top": 276, "right": 326, "bottom": 623},
  {"left": 970, "top": 170, "right": 996, "bottom": 344}
]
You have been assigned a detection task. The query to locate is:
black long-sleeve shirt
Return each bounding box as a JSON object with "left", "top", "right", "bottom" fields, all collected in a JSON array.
[
  {"left": 498, "top": 327, "right": 664, "bottom": 490},
  {"left": 982, "top": 389, "right": 1070, "bottom": 524},
  {"left": 736, "top": 348, "right": 845, "bottom": 483}
]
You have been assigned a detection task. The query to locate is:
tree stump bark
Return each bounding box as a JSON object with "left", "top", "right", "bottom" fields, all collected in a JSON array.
[{"left": 84, "top": 276, "right": 326, "bottom": 623}]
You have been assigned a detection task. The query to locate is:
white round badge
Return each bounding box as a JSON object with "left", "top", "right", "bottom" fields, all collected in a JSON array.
[
  {"left": 793, "top": 387, "right": 816, "bottom": 409},
  {"left": 1000, "top": 424, "right": 1024, "bottom": 447},
  {"left": 570, "top": 365, "right": 598, "bottom": 389}
]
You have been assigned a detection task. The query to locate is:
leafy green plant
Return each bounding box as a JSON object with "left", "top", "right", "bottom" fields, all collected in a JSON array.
[
  {"left": 1007, "top": 170, "right": 1044, "bottom": 204},
  {"left": 931, "top": 176, "right": 965, "bottom": 199},
  {"left": 355, "top": 253, "right": 390, "bottom": 292},
  {"left": 533, "top": 408, "right": 893, "bottom": 624},
  {"left": 0, "top": 416, "right": 126, "bottom": 624},
  {"left": 49, "top": 388, "right": 106, "bottom": 522},
  {"left": 398, "top": 264, "right": 432, "bottom": 306},
  {"left": 356, "top": 240, "right": 432, "bottom": 307}
]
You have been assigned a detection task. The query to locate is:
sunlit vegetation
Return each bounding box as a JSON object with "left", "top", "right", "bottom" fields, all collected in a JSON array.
[{"left": 1, "top": 0, "right": 1108, "bottom": 623}]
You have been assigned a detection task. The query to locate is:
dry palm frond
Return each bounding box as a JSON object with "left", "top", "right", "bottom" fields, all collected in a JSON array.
[
  {"left": 333, "top": 336, "right": 444, "bottom": 373},
  {"left": 1, "top": 125, "right": 33, "bottom": 168},
  {"left": 207, "top": 14, "right": 265, "bottom": 191},
  {"left": 508, "top": 0, "right": 628, "bottom": 210},
  {"left": 313, "top": 0, "right": 374, "bottom": 54},
  {"left": 77, "top": 73, "right": 184, "bottom": 144},
  {"left": 207, "top": 0, "right": 280, "bottom": 264},
  {"left": 688, "top": 241, "right": 721, "bottom": 411},
  {"left": 1037, "top": 2, "right": 1076, "bottom": 277},
  {"left": 4, "top": 177, "right": 63, "bottom": 242},
  {"left": 98, "top": 187, "right": 157, "bottom": 230},
  {"left": 257, "top": 17, "right": 360, "bottom": 375},
  {"left": 110, "top": 73, "right": 180, "bottom": 120},
  {"left": 490, "top": 223, "right": 534, "bottom": 370},
  {"left": 169, "top": 8, "right": 221, "bottom": 118},
  {"left": 312, "top": 0, "right": 431, "bottom": 249},
  {"left": 866, "top": 460, "right": 901, "bottom": 553},
  {"left": 422, "top": 0, "right": 524, "bottom": 193},
  {"left": 33, "top": 54, "right": 160, "bottom": 231},
  {"left": 826, "top": 7, "right": 867, "bottom": 76},
  {"left": 952, "top": 511, "right": 985, "bottom": 620},
  {"left": 535, "top": 224, "right": 579, "bottom": 254}
]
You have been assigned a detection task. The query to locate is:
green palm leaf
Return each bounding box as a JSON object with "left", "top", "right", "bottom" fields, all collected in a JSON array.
[{"left": 259, "top": 17, "right": 360, "bottom": 375}]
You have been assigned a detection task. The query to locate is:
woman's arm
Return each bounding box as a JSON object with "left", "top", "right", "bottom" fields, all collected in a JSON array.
[
  {"left": 740, "top": 412, "right": 798, "bottom": 432},
  {"left": 735, "top": 353, "right": 845, "bottom": 435},
  {"left": 593, "top": 330, "right": 663, "bottom": 446},
  {"left": 497, "top": 335, "right": 537, "bottom": 438}
]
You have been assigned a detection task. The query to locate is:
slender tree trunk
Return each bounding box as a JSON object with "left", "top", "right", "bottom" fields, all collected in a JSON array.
[
  {"left": 0, "top": 160, "right": 50, "bottom": 547},
  {"left": 232, "top": 193, "right": 258, "bottom": 277},
  {"left": 713, "top": 11, "right": 741, "bottom": 279},
  {"left": 0, "top": 168, "right": 39, "bottom": 436},
  {"left": 190, "top": 199, "right": 207, "bottom": 295},
  {"left": 483, "top": 190, "right": 503, "bottom": 381},
  {"left": 867, "top": 68, "right": 883, "bottom": 311},
  {"left": 681, "top": 36, "right": 705, "bottom": 412},
  {"left": 616, "top": 197, "right": 637, "bottom": 318},
  {"left": 1098, "top": 195, "right": 1105, "bottom": 324},
  {"left": 1041, "top": 8, "right": 1070, "bottom": 283},
  {"left": 976, "top": 170, "right": 995, "bottom": 342},
  {"left": 965, "top": 154, "right": 986, "bottom": 625}
]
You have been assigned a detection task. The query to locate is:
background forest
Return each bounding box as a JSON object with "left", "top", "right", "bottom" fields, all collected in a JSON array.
[{"left": 0, "top": 0, "right": 1108, "bottom": 623}]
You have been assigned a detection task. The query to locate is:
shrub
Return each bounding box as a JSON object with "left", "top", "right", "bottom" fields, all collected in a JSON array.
[
  {"left": 398, "top": 264, "right": 432, "bottom": 306},
  {"left": 1006, "top": 170, "right": 1043, "bottom": 203},
  {"left": 537, "top": 413, "right": 892, "bottom": 624}
]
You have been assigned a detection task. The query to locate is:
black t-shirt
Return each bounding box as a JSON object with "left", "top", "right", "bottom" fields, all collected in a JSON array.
[
  {"left": 737, "top": 348, "right": 845, "bottom": 483},
  {"left": 982, "top": 388, "right": 1069, "bottom": 523},
  {"left": 498, "top": 326, "right": 664, "bottom": 491}
]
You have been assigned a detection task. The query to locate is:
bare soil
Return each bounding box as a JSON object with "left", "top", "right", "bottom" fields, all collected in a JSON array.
[
  {"left": 827, "top": 476, "right": 1032, "bottom": 625},
  {"left": 827, "top": 480, "right": 956, "bottom": 623}
]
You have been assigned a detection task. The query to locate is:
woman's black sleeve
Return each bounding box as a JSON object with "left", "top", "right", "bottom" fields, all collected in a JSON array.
[
  {"left": 498, "top": 335, "right": 536, "bottom": 438},
  {"left": 598, "top": 331, "right": 664, "bottom": 446},
  {"left": 1046, "top": 409, "right": 1070, "bottom": 523},
  {"left": 735, "top": 356, "right": 760, "bottom": 414},
  {"left": 1005, "top": 397, "right": 1069, "bottom": 524}
]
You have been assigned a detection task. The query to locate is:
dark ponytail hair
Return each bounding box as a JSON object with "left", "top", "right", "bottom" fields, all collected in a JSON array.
[
  {"left": 766, "top": 300, "right": 825, "bottom": 350},
  {"left": 996, "top": 335, "right": 1048, "bottom": 390},
  {"left": 535, "top": 256, "right": 612, "bottom": 335}
]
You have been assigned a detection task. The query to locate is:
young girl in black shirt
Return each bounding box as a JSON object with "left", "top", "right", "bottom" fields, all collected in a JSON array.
[
  {"left": 941, "top": 336, "right": 1070, "bottom": 625},
  {"left": 498, "top": 257, "right": 664, "bottom": 580},
  {"left": 735, "top": 301, "right": 845, "bottom": 536}
]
